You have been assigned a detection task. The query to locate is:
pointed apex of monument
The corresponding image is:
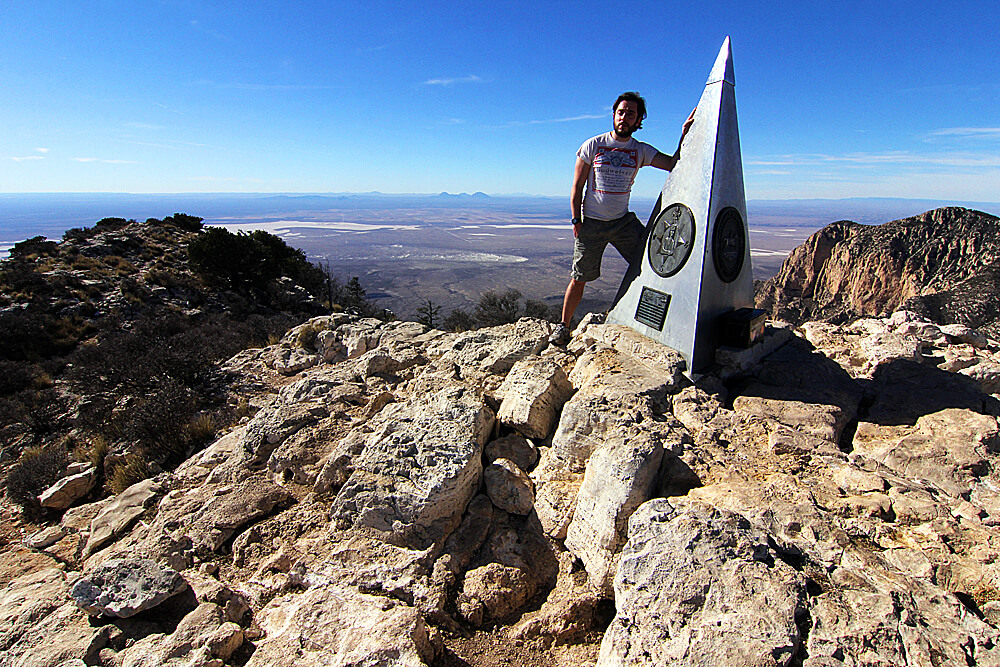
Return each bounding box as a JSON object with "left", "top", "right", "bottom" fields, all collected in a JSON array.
[{"left": 706, "top": 36, "right": 735, "bottom": 87}]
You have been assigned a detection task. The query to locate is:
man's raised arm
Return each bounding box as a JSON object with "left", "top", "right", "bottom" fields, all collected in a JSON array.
[{"left": 651, "top": 107, "right": 697, "bottom": 171}]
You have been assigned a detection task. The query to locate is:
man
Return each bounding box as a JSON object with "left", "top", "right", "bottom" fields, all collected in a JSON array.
[{"left": 549, "top": 92, "right": 695, "bottom": 345}]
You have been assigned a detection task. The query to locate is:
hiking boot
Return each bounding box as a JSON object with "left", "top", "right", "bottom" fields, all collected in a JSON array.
[{"left": 549, "top": 323, "right": 571, "bottom": 345}]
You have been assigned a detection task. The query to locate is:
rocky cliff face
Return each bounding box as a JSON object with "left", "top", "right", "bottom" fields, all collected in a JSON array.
[
  {"left": 756, "top": 207, "right": 1000, "bottom": 336},
  {"left": 4, "top": 304, "right": 1000, "bottom": 666}
]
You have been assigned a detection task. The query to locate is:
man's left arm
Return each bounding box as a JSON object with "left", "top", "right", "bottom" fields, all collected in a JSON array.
[{"left": 651, "top": 107, "right": 697, "bottom": 171}]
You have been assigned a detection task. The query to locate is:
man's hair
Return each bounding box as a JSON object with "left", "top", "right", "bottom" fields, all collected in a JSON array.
[{"left": 614, "top": 91, "right": 647, "bottom": 130}]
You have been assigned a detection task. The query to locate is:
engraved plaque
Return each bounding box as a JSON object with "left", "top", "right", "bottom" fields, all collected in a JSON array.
[
  {"left": 634, "top": 286, "right": 670, "bottom": 330},
  {"left": 647, "top": 203, "right": 695, "bottom": 278},
  {"left": 712, "top": 207, "right": 745, "bottom": 283}
]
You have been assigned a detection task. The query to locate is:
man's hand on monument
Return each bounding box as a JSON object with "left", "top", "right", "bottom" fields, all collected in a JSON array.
[{"left": 682, "top": 107, "right": 696, "bottom": 136}]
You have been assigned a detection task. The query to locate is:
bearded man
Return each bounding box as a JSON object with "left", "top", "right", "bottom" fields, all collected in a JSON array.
[{"left": 550, "top": 92, "right": 695, "bottom": 345}]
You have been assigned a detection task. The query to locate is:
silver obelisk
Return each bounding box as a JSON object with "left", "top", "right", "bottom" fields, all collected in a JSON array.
[{"left": 607, "top": 36, "right": 753, "bottom": 373}]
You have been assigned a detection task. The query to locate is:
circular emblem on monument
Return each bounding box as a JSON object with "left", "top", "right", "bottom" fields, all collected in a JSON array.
[
  {"left": 712, "top": 207, "right": 745, "bottom": 283},
  {"left": 647, "top": 203, "right": 695, "bottom": 278}
]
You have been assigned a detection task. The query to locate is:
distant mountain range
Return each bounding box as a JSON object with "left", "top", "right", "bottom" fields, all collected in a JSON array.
[{"left": 2, "top": 193, "right": 999, "bottom": 251}]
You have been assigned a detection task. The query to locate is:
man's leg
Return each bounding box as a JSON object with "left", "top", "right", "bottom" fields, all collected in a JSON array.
[
  {"left": 560, "top": 278, "right": 586, "bottom": 327},
  {"left": 550, "top": 278, "right": 586, "bottom": 345}
]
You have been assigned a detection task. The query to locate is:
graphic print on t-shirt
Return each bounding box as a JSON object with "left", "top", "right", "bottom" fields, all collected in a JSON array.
[{"left": 592, "top": 147, "right": 639, "bottom": 195}]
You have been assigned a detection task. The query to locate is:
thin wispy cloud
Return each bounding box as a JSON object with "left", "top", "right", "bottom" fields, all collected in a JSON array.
[
  {"left": 488, "top": 112, "right": 607, "bottom": 129},
  {"left": 10, "top": 147, "right": 49, "bottom": 161},
  {"left": 423, "top": 75, "right": 483, "bottom": 86},
  {"left": 529, "top": 113, "right": 606, "bottom": 124},
  {"left": 926, "top": 127, "right": 1000, "bottom": 140},
  {"left": 748, "top": 151, "right": 1000, "bottom": 168},
  {"left": 125, "top": 122, "right": 166, "bottom": 131},
  {"left": 119, "top": 139, "right": 213, "bottom": 150}
]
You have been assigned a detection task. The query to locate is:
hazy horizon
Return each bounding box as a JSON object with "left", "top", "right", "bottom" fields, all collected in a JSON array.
[{"left": 4, "top": 192, "right": 999, "bottom": 320}]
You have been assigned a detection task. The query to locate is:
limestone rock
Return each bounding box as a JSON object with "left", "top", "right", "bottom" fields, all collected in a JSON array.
[
  {"left": 731, "top": 335, "right": 861, "bottom": 443},
  {"left": 804, "top": 573, "right": 1000, "bottom": 666},
  {"left": 428, "top": 318, "right": 550, "bottom": 379},
  {"left": 598, "top": 500, "right": 806, "bottom": 666},
  {"left": 530, "top": 448, "right": 584, "bottom": 540},
  {"left": 0, "top": 568, "right": 99, "bottom": 667},
  {"left": 458, "top": 563, "right": 536, "bottom": 626},
  {"left": 269, "top": 346, "right": 319, "bottom": 375},
  {"left": 866, "top": 358, "right": 985, "bottom": 425},
  {"left": 115, "top": 602, "right": 242, "bottom": 667},
  {"left": 248, "top": 585, "right": 435, "bottom": 667},
  {"left": 961, "top": 357, "right": 1000, "bottom": 394},
  {"left": 83, "top": 477, "right": 162, "bottom": 557},
  {"left": 167, "top": 478, "right": 294, "bottom": 557},
  {"left": 268, "top": 413, "right": 353, "bottom": 486},
  {"left": 182, "top": 568, "right": 250, "bottom": 622},
  {"left": 552, "top": 344, "right": 680, "bottom": 470},
  {"left": 509, "top": 552, "right": 607, "bottom": 646},
  {"left": 483, "top": 458, "right": 534, "bottom": 515},
  {"left": 564, "top": 431, "right": 667, "bottom": 596},
  {"left": 574, "top": 322, "right": 688, "bottom": 388},
  {"left": 71, "top": 558, "right": 187, "bottom": 618},
  {"left": 484, "top": 433, "right": 538, "bottom": 472},
  {"left": 330, "top": 384, "right": 494, "bottom": 548},
  {"left": 497, "top": 356, "right": 574, "bottom": 439},
  {"left": 940, "top": 323, "right": 991, "bottom": 348},
  {"left": 239, "top": 400, "right": 329, "bottom": 466},
  {"left": 853, "top": 408, "right": 999, "bottom": 498},
  {"left": 38, "top": 465, "right": 98, "bottom": 510},
  {"left": 26, "top": 525, "right": 68, "bottom": 549}
]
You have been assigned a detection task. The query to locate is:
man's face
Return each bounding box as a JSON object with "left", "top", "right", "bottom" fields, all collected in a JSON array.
[{"left": 613, "top": 100, "right": 640, "bottom": 138}]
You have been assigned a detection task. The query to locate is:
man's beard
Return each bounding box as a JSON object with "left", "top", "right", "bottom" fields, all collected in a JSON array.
[{"left": 615, "top": 121, "right": 637, "bottom": 138}]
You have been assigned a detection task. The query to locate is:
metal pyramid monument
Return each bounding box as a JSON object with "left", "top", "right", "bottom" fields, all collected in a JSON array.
[{"left": 607, "top": 37, "right": 753, "bottom": 373}]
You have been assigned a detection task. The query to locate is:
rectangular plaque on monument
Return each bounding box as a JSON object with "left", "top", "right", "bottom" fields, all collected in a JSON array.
[{"left": 607, "top": 36, "right": 753, "bottom": 373}]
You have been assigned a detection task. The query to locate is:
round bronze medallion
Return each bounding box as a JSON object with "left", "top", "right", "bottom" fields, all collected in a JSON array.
[
  {"left": 712, "top": 207, "right": 745, "bottom": 283},
  {"left": 647, "top": 203, "right": 695, "bottom": 278}
]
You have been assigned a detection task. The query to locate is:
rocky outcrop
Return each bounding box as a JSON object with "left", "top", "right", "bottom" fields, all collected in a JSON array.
[
  {"left": 70, "top": 558, "right": 187, "bottom": 618},
  {"left": 757, "top": 207, "right": 1000, "bottom": 335},
  {"left": 600, "top": 500, "right": 806, "bottom": 665},
  {"left": 4, "top": 309, "right": 1000, "bottom": 667}
]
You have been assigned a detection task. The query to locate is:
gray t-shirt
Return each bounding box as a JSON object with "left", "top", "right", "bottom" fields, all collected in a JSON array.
[{"left": 577, "top": 131, "right": 658, "bottom": 221}]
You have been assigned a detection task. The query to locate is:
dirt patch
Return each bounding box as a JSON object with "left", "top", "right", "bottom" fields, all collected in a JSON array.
[{"left": 439, "top": 628, "right": 601, "bottom": 667}]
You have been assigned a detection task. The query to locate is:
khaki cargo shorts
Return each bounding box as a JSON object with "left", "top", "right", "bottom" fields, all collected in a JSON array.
[{"left": 570, "top": 211, "right": 644, "bottom": 282}]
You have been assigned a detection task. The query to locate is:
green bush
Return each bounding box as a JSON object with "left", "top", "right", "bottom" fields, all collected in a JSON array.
[
  {"left": 188, "top": 227, "right": 325, "bottom": 299},
  {"left": 442, "top": 308, "right": 475, "bottom": 332},
  {"left": 474, "top": 289, "right": 523, "bottom": 327},
  {"left": 161, "top": 213, "right": 204, "bottom": 232},
  {"left": 10, "top": 236, "right": 58, "bottom": 259}
]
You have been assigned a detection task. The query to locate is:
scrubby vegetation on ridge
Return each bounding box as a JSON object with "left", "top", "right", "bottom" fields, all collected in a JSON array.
[
  {"left": 435, "top": 288, "right": 559, "bottom": 332},
  {"left": 0, "top": 213, "right": 342, "bottom": 514}
]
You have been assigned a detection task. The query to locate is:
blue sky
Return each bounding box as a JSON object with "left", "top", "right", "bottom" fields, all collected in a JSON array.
[{"left": 2, "top": 0, "right": 998, "bottom": 202}]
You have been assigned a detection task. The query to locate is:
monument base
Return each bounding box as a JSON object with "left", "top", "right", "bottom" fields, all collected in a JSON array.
[{"left": 711, "top": 323, "right": 793, "bottom": 380}]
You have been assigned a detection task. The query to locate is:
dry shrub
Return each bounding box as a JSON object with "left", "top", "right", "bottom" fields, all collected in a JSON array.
[
  {"left": 108, "top": 452, "right": 151, "bottom": 494},
  {"left": 185, "top": 413, "right": 217, "bottom": 449},
  {"left": 4, "top": 443, "right": 68, "bottom": 514}
]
